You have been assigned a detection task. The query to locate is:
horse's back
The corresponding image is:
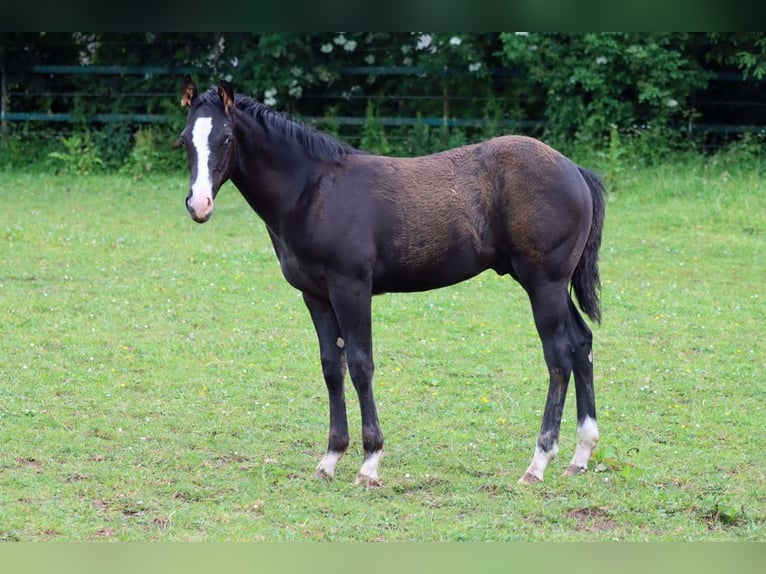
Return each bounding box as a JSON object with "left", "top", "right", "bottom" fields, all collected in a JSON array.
[
  {"left": 410, "top": 135, "right": 593, "bottom": 281},
  {"left": 335, "top": 135, "right": 592, "bottom": 291}
]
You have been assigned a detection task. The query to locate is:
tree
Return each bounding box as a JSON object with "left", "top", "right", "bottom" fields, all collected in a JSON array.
[{"left": 498, "top": 32, "right": 712, "bottom": 149}]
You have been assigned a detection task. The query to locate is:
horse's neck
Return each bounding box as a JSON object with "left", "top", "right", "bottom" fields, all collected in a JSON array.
[{"left": 231, "top": 132, "right": 309, "bottom": 232}]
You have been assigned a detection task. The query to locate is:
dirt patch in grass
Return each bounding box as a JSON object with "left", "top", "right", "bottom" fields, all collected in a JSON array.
[
  {"left": 16, "top": 457, "right": 43, "bottom": 472},
  {"left": 567, "top": 506, "right": 618, "bottom": 532}
]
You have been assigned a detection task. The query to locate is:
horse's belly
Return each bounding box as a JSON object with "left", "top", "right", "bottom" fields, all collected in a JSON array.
[{"left": 372, "top": 244, "right": 492, "bottom": 294}]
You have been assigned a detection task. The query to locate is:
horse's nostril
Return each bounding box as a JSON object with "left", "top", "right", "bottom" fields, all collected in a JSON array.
[
  {"left": 185, "top": 191, "right": 214, "bottom": 223},
  {"left": 185, "top": 196, "right": 198, "bottom": 217}
]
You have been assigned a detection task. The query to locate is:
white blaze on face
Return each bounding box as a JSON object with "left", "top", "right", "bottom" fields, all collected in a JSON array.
[{"left": 188, "top": 116, "right": 214, "bottom": 221}]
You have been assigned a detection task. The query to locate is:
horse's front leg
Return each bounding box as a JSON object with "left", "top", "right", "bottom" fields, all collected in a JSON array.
[
  {"left": 519, "top": 284, "right": 573, "bottom": 484},
  {"left": 303, "top": 293, "right": 349, "bottom": 480},
  {"left": 328, "top": 279, "right": 383, "bottom": 487}
]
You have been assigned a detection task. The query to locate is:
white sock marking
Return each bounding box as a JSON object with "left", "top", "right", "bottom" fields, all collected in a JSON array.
[
  {"left": 356, "top": 450, "right": 383, "bottom": 484},
  {"left": 522, "top": 442, "right": 558, "bottom": 482},
  {"left": 316, "top": 450, "right": 344, "bottom": 478},
  {"left": 568, "top": 416, "right": 599, "bottom": 470}
]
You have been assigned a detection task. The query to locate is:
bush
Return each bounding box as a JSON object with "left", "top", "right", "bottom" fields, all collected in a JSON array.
[
  {"left": 48, "top": 130, "right": 104, "bottom": 176},
  {"left": 120, "top": 126, "right": 185, "bottom": 178},
  {"left": 94, "top": 123, "right": 133, "bottom": 171},
  {"left": 360, "top": 99, "right": 391, "bottom": 155},
  {"left": 498, "top": 33, "right": 711, "bottom": 157}
]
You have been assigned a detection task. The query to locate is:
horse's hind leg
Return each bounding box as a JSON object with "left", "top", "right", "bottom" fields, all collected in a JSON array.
[
  {"left": 519, "top": 281, "right": 593, "bottom": 483},
  {"left": 303, "top": 293, "right": 350, "bottom": 479},
  {"left": 563, "top": 298, "right": 599, "bottom": 476}
]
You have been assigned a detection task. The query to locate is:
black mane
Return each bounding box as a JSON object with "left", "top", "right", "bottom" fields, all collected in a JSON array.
[{"left": 198, "top": 88, "right": 361, "bottom": 163}]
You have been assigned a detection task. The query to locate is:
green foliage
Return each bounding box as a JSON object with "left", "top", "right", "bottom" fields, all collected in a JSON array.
[
  {"left": 120, "top": 126, "right": 185, "bottom": 178},
  {"left": 94, "top": 122, "right": 133, "bottom": 171},
  {"left": 444, "top": 126, "right": 468, "bottom": 150},
  {"left": 408, "top": 113, "right": 434, "bottom": 156},
  {"left": 704, "top": 132, "right": 766, "bottom": 176},
  {"left": 360, "top": 99, "right": 391, "bottom": 155},
  {"left": 48, "top": 130, "right": 104, "bottom": 175},
  {"left": 0, "top": 126, "right": 61, "bottom": 172},
  {"left": 319, "top": 106, "right": 341, "bottom": 138},
  {"left": 497, "top": 33, "right": 712, "bottom": 153},
  {"left": 480, "top": 95, "right": 505, "bottom": 141},
  {"left": 124, "top": 127, "right": 158, "bottom": 174},
  {"left": 218, "top": 33, "right": 339, "bottom": 112},
  {"left": 3, "top": 33, "right": 766, "bottom": 168},
  {"left": 706, "top": 32, "right": 766, "bottom": 80}
]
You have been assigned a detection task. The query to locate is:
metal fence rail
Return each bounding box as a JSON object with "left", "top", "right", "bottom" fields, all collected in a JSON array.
[{"left": 2, "top": 64, "right": 766, "bottom": 138}]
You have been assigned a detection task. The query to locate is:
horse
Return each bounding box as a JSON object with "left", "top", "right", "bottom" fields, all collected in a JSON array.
[{"left": 178, "top": 75, "right": 606, "bottom": 486}]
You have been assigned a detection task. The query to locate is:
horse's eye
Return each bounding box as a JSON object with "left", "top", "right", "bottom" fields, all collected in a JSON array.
[{"left": 223, "top": 136, "right": 233, "bottom": 146}]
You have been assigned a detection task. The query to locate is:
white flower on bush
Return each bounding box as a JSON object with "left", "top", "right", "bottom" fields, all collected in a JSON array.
[
  {"left": 365, "top": 54, "right": 376, "bottom": 64},
  {"left": 321, "top": 43, "right": 333, "bottom": 54},
  {"left": 666, "top": 99, "right": 679, "bottom": 108},
  {"left": 416, "top": 34, "right": 432, "bottom": 51},
  {"left": 264, "top": 88, "right": 277, "bottom": 107},
  {"left": 596, "top": 56, "right": 608, "bottom": 65},
  {"left": 317, "top": 67, "right": 332, "bottom": 82},
  {"left": 344, "top": 40, "right": 357, "bottom": 52},
  {"left": 450, "top": 36, "right": 462, "bottom": 46},
  {"left": 288, "top": 82, "right": 303, "bottom": 98},
  {"left": 469, "top": 62, "right": 482, "bottom": 72}
]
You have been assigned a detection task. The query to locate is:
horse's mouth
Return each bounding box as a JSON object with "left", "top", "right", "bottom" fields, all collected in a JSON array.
[
  {"left": 186, "top": 194, "right": 214, "bottom": 223},
  {"left": 188, "top": 207, "right": 212, "bottom": 224}
]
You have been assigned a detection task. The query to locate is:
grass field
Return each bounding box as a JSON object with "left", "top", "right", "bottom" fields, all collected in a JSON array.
[{"left": 1, "top": 159, "right": 764, "bottom": 541}]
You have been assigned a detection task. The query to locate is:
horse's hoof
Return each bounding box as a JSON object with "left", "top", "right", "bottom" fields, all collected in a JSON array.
[
  {"left": 314, "top": 468, "right": 334, "bottom": 480},
  {"left": 563, "top": 464, "right": 587, "bottom": 477},
  {"left": 354, "top": 474, "right": 382, "bottom": 488},
  {"left": 518, "top": 472, "right": 542, "bottom": 485}
]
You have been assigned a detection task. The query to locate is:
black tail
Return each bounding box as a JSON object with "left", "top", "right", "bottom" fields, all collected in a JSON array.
[{"left": 572, "top": 167, "right": 606, "bottom": 323}]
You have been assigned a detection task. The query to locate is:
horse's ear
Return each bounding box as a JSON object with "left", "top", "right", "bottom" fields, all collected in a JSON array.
[
  {"left": 219, "top": 80, "right": 235, "bottom": 115},
  {"left": 181, "top": 74, "right": 198, "bottom": 108}
]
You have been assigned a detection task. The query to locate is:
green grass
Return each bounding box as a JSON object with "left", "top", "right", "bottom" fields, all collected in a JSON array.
[{"left": 0, "top": 162, "right": 764, "bottom": 541}]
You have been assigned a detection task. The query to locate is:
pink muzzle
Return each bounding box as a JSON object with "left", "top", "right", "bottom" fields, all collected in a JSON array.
[{"left": 187, "top": 190, "right": 214, "bottom": 223}]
